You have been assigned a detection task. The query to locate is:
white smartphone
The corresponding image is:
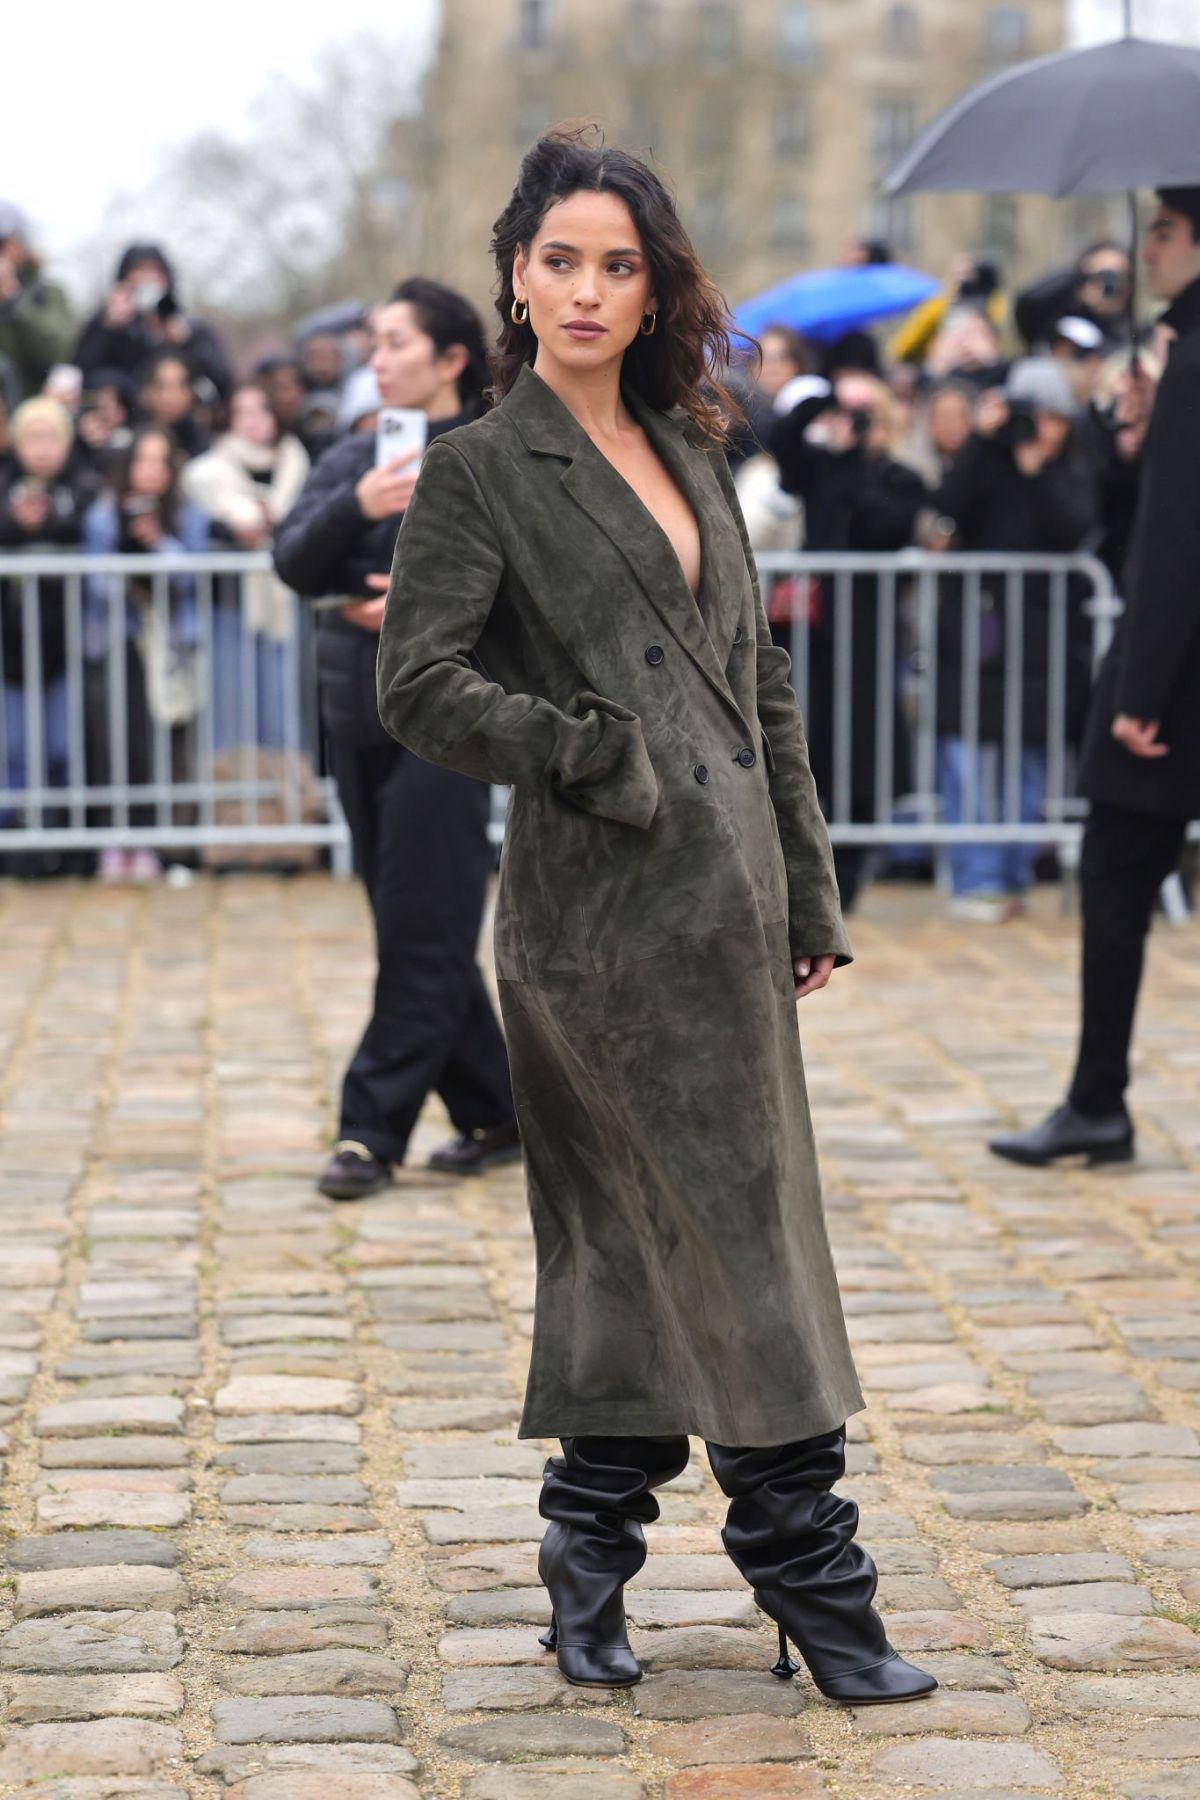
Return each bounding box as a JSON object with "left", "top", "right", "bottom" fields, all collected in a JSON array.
[{"left": 375, "top": 407, "right": 427, "bottom": 470}]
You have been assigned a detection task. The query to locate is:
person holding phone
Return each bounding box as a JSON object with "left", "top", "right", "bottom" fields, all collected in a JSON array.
[{"left": 274, "top": 277, "right": 518, "bottom": 1198}]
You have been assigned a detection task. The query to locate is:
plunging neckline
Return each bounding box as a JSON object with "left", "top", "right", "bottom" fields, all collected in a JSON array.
[{"left": 585, "top": 433, "right": 704, "bottom": 604}]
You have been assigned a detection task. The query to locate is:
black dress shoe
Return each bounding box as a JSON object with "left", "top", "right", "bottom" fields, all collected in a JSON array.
[
  {"left": 989, "top": 1102, "right": 1134, "bottom": 1168},
  {"left": 426, "top": 1119, "right": 522, "bottom": 1176},
  {"left": 317, "top": 1141, "right": 393, "bottom": 1200}
]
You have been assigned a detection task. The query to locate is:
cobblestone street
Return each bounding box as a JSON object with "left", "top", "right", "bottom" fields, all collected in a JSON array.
[{"left": 1, "top": 871, "right": 1199, "bottom": 1799}]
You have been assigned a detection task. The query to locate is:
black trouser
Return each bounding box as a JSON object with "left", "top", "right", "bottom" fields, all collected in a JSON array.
[
  {"left": 329, "top": 737, "right": 514, "bottom": 1164},
  {"left": 1068, "top": 800, "right": 1190, "bottom": 1119}
]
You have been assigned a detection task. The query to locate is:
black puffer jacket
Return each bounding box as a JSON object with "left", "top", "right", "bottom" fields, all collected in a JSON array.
[{"left": 273, "top": 404, "right": 481, "bottom": 747}]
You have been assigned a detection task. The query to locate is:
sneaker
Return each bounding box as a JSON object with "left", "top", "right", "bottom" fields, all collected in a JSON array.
[
  {"left": 127, "top": 849, "right": 162, "bottom": 884},
  {"left": 317, "top": 1140, "right": 393, "bottom": 1201},
  {"left": 948, "top": 892, "right": 1024, "bottom": 925},
  {"left": 427, "top": 1118, "right": 522, "bottom": 1176}
]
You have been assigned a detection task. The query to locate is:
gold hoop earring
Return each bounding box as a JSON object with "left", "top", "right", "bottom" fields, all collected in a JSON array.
[
  {"left": 511, "top": 299, "right": 529, "bottom": 326},
  {"left": 640, "top": 311, "right": 658, "bottom": 336}
]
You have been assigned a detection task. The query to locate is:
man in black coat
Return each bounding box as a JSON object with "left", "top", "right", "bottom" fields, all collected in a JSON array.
[{"left": 992, "top": 189, "right": 1200, "bottom": 1167}]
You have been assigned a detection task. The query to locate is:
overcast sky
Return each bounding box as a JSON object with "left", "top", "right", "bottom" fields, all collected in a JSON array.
[{"left": 2, "top": 0, "right": 1192, "bottom": 276}]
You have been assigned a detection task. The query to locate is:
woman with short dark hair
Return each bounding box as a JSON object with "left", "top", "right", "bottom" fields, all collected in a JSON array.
[{"left": 377, "top": 129, "right": 936, "bottom": 1707}]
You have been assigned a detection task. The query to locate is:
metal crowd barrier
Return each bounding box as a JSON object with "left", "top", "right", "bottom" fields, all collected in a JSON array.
[
  {"left": 755, "top": 548, "right": 1121, "bottom": 848},
  {"left": 0, "top": 546, "right": 1133, "bottom": 868},
  {"left": 0, "top": 550, "right": 350, "bottom": 868}
]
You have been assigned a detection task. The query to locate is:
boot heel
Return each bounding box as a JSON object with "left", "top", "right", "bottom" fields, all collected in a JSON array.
[
  {"left": 769, "top": 1621, "right": 800, "bottom": 1680},
  {"left": 1087, "top": 1140, "right": 1134, "bottom": 1166},
  {"left": 538, "top": 1614, "right": 558, "bottom": 1651}
]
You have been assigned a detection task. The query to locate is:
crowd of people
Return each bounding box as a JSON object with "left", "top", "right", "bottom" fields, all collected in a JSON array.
[
  {"left": 0, "top": 190, "right": 1174, "bottom": 915},
  {"left": 727, "top": 229, "right": 1167, "bottom": 922},
  {"left": 0, "top": 203, "right": 387, "bottom": 878}
]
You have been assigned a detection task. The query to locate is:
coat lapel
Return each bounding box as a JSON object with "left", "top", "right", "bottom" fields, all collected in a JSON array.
[{"left": 501, "top": 364, "right": 750, "bottom": 728}]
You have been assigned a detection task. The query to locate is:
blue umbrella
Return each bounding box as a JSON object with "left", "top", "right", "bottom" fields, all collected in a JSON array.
[{"left": 733, "top": 264, "right": 941, "bottom": 345}]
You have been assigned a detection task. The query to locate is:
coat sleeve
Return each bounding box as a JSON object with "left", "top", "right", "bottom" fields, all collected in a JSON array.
[
  {"left": 376, "top": 437, "right": 659, "bottom": 830},
  {"left": 1114, "top": 361, "right": 1200, "bottom": 723},
  {"left": 713, "top": 451, "right": 852, "bottom": 966},
  {"left": 271, "top": 442, "right": 372, "bottom": 599}
]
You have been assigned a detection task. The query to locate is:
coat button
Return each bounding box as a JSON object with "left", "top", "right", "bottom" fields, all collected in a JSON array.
[
  {"left": 735, "top": 746, "right": 756, "bottom": 768},
  {"left": 693, "top": 762, "right": 709, "bottom": 784},
  {"left": 733, "top": 625, "right": 744, "bottom": 647},
  {"left": 645, "top": 644, "right": 665, "bottom": 666}
]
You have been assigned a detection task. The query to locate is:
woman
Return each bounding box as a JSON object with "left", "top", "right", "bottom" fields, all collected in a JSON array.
[
  {"left": 273, "top": 278, "right": 518, "bottom": 1196},
  {"left": 0, "top": 397, "right": 93, "bottom": 849},
  {"left": 769, "top": 368, "right": 928, "bottom": 911},
  {"left": 377, "top": 131, "right": 936, "bottom": 1706},
  {"left": 83, "top": 426, "right": 208, "bottom": 882},
  {"left": 183, "top": 382, "right": 312, "bottom": 861},
  {"left": 138, "top": 351, "right": 206, "bottom": 459},
  {"left": 74, "top": 242, "right": 232, "bottom": 402}
]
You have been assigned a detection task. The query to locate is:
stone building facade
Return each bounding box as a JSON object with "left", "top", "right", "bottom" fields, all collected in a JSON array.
[{"left": 411, "top": 0, "right": 1081, "bottom": 324}]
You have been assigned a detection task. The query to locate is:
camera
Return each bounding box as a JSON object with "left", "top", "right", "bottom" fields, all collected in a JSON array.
[
  {"left": 998, "top": 400, "right": 1038, "bottom": 447},
  {"left": 1088, "top": 268, "right": 1124, "bottom": 303},
  {"left": 847, "top": 407, "right": 873, "bottom": 443}
]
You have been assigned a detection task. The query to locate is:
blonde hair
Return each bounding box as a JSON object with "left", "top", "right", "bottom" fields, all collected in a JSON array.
[{"left": 11, "top": 395, "right": 74, "bottom": 451}]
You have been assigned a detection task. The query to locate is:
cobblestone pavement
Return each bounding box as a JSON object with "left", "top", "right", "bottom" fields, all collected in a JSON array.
[{"left": 0, "top": 873, "right": 1199, "bottom": 1800}]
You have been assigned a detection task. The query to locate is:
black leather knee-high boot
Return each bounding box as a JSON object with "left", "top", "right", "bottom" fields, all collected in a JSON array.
[
  {"left": 537, "top": 1434, "right": 690, "bottom": 1687},
  {"left": 707, "top": 1426, "right": 937, "bottom": 1705}
]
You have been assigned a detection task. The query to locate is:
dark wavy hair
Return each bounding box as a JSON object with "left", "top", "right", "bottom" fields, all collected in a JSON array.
[
  {"left": 389, "top": 276, "right": 489, "bottom": 408},
  {"left": 489, "top": 126, "right": 745, "bottom": 441}
]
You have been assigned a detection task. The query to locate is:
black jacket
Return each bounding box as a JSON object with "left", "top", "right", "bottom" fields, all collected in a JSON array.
[
  {"left": 934, "top": 430, "right": 1098, "bottom": 744},
  {"left": 769, "top": 403, "right": 927, "bottom": 812},
  {"left": 74, "top": 312, "right": 233, "bottom": 401},
  {"left": 1078, "top": 275, "right": 1200, "bottom": 817},
  {"left": 0, "top": 452, "right": 97, "bottom": 682},
  {"left": 273, "top": 405, "right": 480, "bottom": 747}
]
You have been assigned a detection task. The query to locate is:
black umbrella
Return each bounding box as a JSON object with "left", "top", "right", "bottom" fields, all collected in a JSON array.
[
  {"left": 882, "top": 33, "right": 1200, "bottom": 199},
  {"left": 880, "top": 9, "right": 1200, "bottom": 351}
]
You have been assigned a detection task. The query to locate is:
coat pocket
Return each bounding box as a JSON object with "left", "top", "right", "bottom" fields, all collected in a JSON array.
[{"left": 552, "top": 688, "right": 660, "bottom": 830}]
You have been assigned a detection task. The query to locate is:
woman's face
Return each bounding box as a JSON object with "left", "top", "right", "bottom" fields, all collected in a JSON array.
[
  {"left": 231, "top": 387, "right": 278, "bottom": 447},
  {"left": 129, "top": 433, "right": 173, "bottom": 498},
  {"left": 513, "top": 189, "right": 656, "bottom": 375},
  {"left": 143, "top": 360, "right": 192, "bottom": 425},
  {"left": 369, "top": 302, "right": 460, "bottom": 412},
  {"left": 758, "top": 330, "right": 803, "bottom": 398},
  {"left": 17, "top": 417, "right": 71, "bottom": 480}
]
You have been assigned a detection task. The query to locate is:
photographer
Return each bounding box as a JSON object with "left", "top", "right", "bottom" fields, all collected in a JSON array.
[
  {"left": 274, "top": 277, "right": 517, "bottom": 1199},
  {"left": 933, "top": 360, "right": 1099, "bottom": 920},
  {"left": 1016, "top": 242, "right": 1132, "bottom": 353},
  {"left": 769, "top": 370, "right": 928, "bottom": 910},
  {"left": 74, "top": 243, "right": 232, "bottom": 403},
  {"left": 0, "top": 201, "right": 74, "bottom": 405}
]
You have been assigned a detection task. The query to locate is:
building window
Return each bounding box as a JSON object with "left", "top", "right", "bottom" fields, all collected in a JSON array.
[
  {"left": 868, "top": 194, "right": 917, "bottom": 255},
  {"left": 627, "top": 0, "right": 658, "bottom": 60},
  {"left": 779, "top": 1, "right": 815, "bottom": 64},
  {"left": 986, "top": 7, "right": 1027, "bottom": 60},
  {"left": 692, "top": 186, "right": 731, "bottom": 252},
  {"left": 770, "top": 193, "right": 809, "bottom": 254},
  {"left": 695, "top": 108, "right": 735, "bottom": 158},
  {"left": 980, "top": 194, "right": 1020, "bottom": 256},
  {"left": 515, "top": 94, "right": 552, "bottom": 148},
  {"left": 870, "top": 98, "right": 918, "bottom": 165},
  {"left": 884, "top": 3, "right": 919, "bottom": 55},
  {"left": 774, "top": 99, "right": 809, "bottom": 158},
  {"left": 518, "top": 0, "right": 554, "bottom": 50},
  {"left": 698, "top": 1, "right": 735, "bottom": 61}
]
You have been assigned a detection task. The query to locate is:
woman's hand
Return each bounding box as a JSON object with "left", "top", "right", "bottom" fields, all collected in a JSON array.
[
  {"left": 794, "top": 954, "right": 836, "bottom": 1000},
  {"left": 340, "top": 574, "right": 389, "bottom": 632},
  {"left": 355, "top": 450, "right": 422, "bottom": 521}
]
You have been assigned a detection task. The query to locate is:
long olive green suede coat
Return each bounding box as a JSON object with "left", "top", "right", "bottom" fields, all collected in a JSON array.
[{"left": 377, "top": 362, "right": 864, "bottom": 1446}]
